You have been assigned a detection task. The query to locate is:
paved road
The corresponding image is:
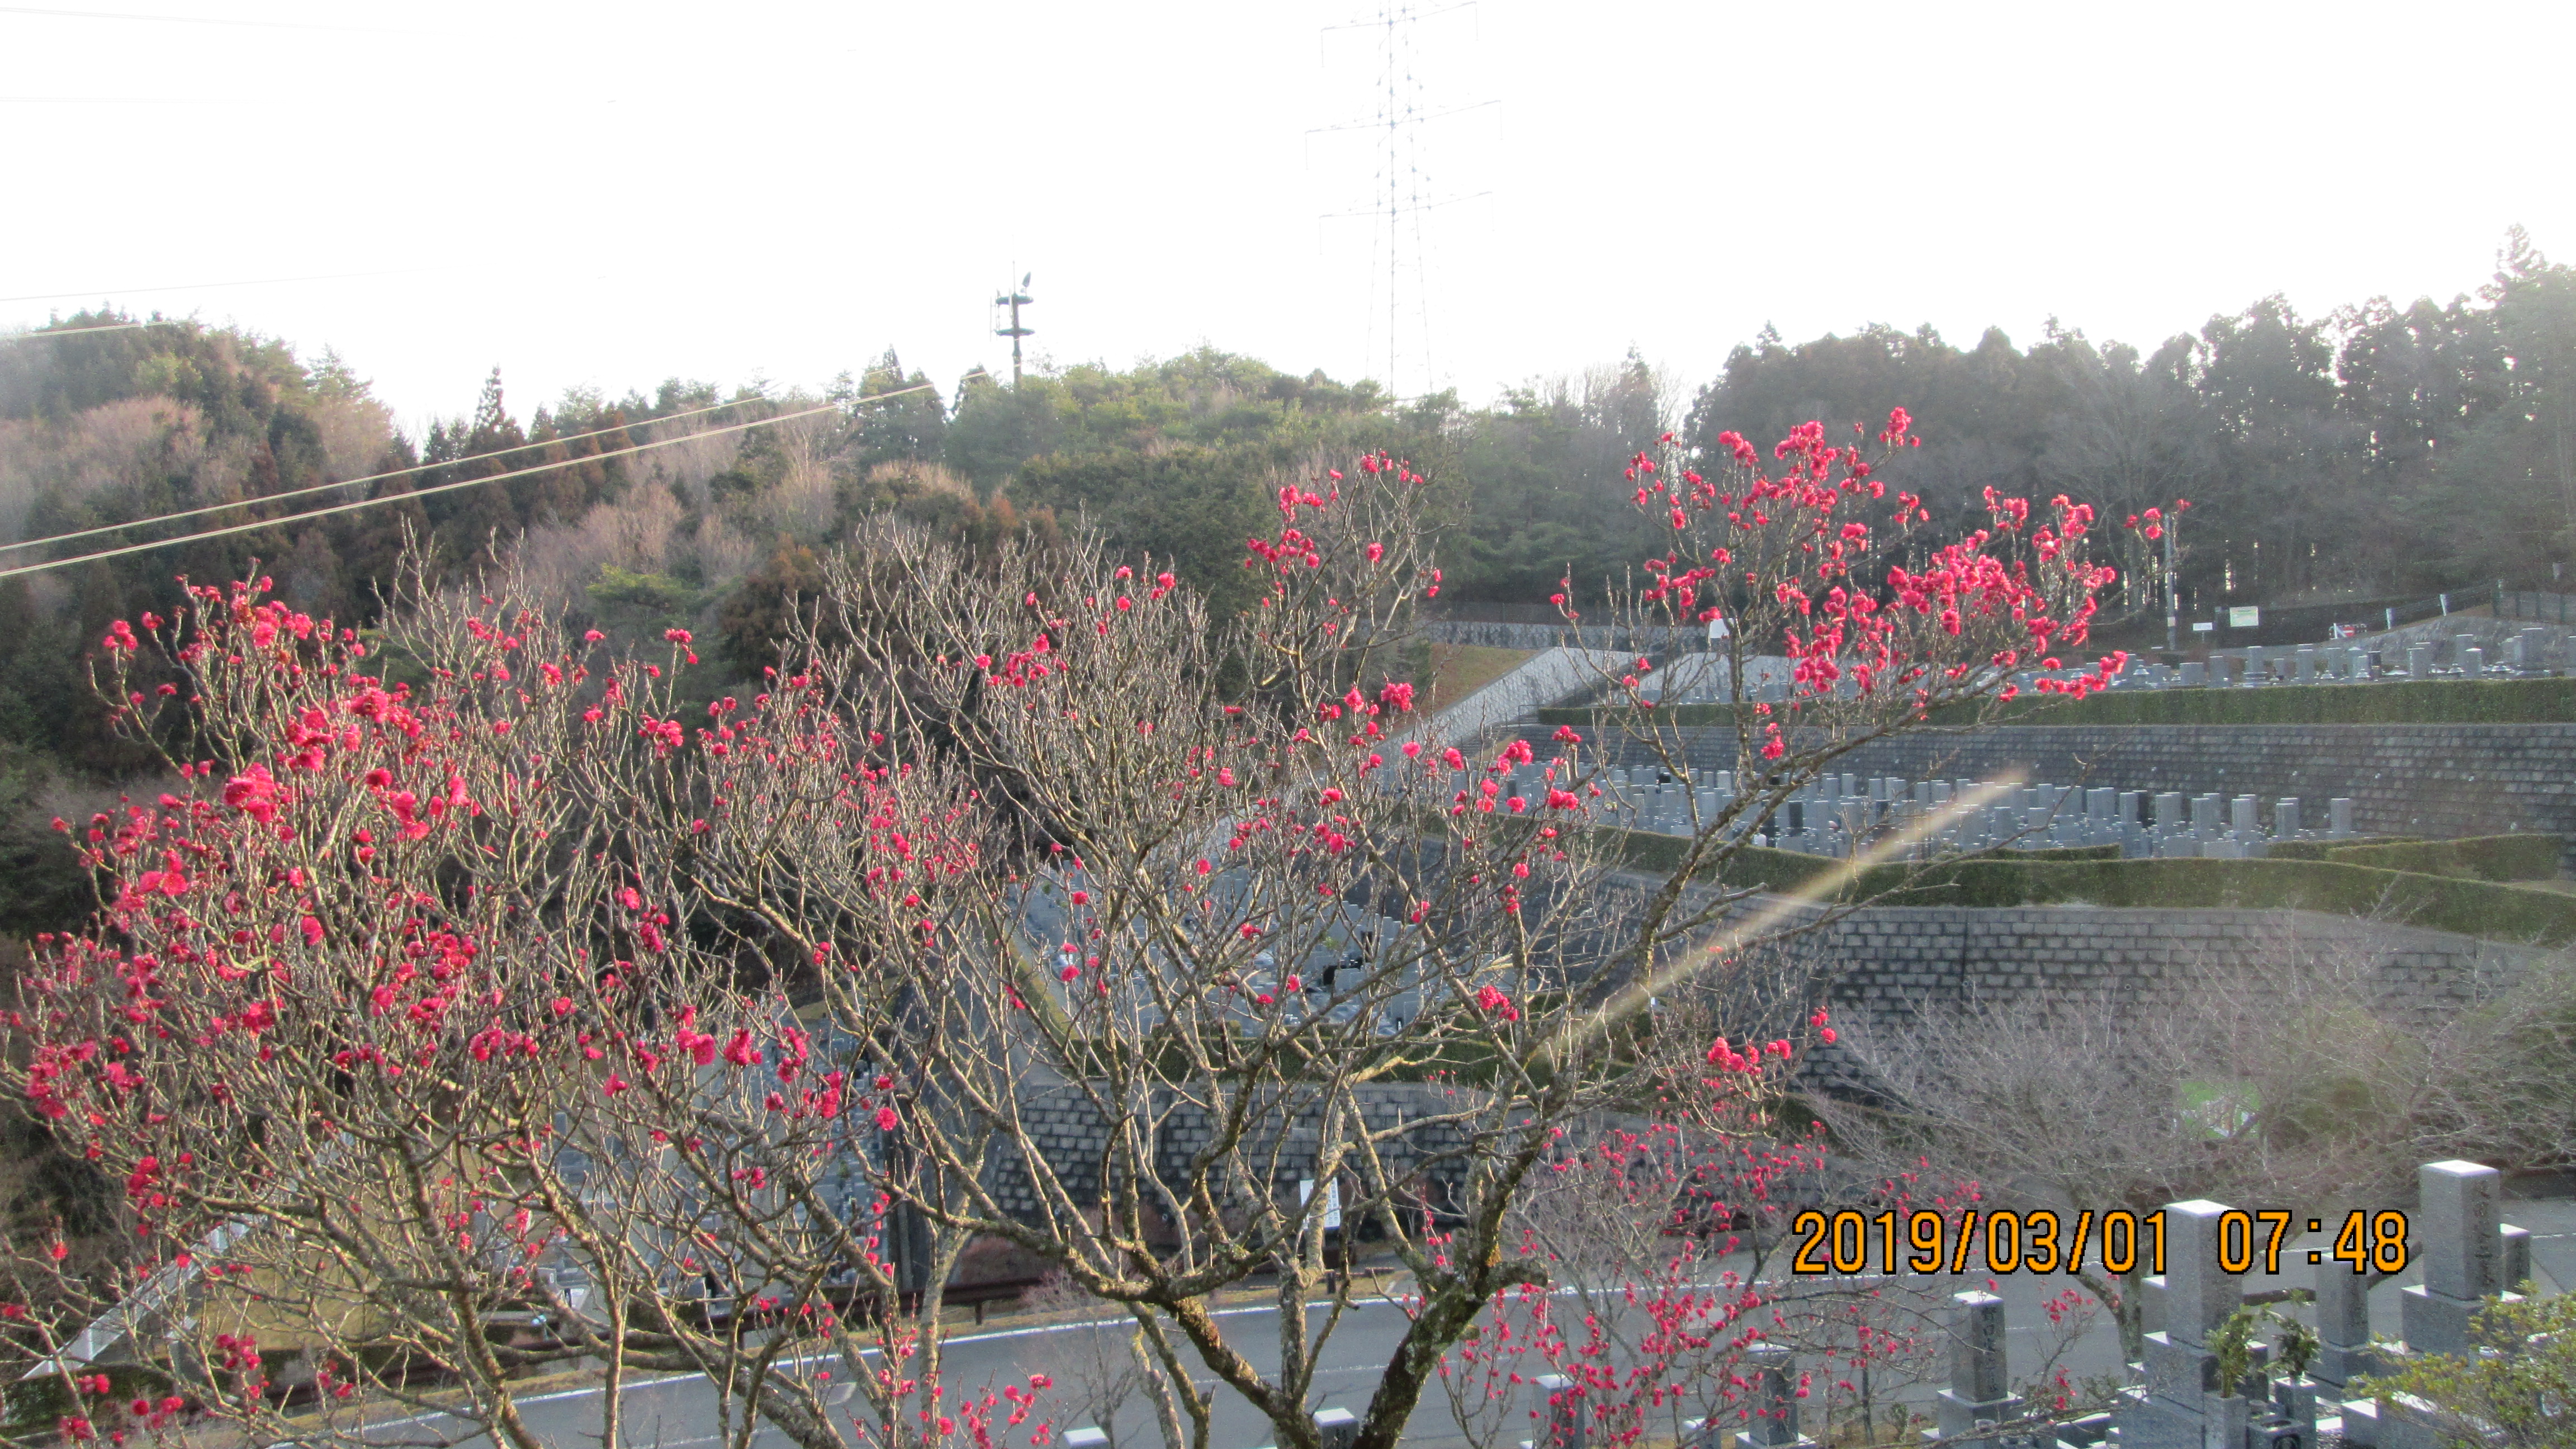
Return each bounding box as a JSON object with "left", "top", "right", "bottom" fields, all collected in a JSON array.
[
  {"left": 363, "top": 1297, "right": 1447, "bottom": 1449},
  {"left": 362, "top": 1270, "right": 2115, "bottom": 1449}
]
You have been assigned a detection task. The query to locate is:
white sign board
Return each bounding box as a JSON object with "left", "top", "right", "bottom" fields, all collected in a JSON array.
[
  {"left": 1298, "top": 1178, "right": 1342, "bottom": 1230},
  {"left": 2228, "top": 606, "right": 2261, "bottom": 628},
  {"left": 2191, "top": 621, "right": 2215, "bottom": 634}
]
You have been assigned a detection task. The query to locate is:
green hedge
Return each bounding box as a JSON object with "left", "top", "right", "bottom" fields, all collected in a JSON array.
[
  {"left": 1613, "top": 831, "right": 2576, "bottom": 946},
  {"left": 2264, "top": 836, "right": 2420, "bottom": 860},
  {"left": 1613, "top": 836, "right": 2115, "bottom": 893},
  {"left": 1538, "top": 676, "right": 2576, "bottom": 730},
  {"left": 2324, "top": 832, "right": 2565, "bottom": 882}
]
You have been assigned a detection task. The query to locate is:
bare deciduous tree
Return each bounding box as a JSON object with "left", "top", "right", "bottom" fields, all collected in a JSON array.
[{"left": 3, "top": 420, "right": 2123, "bottom": 1449}]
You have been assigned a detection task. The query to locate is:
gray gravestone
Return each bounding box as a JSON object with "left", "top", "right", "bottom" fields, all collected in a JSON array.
[
  {"left": 2193, "top": 794, "right": 2223, "bottom": 838},
  {"left": 1741, "top": 1345, "right": 1810, "bottom": 1448},
  {"left": 2162, "top": 1201, "right": 2241, "bottom": 1347},
  {"left": 2312, "top": 1257, "right": 2376, "bottom": 1390},
  {"left": 2419, "top": 1160, "right": 2499, "bottom": 1299},
  {"left": 2116, "top": 1202, "right": 2247, "bottom": 1449},
  {"left": 1933, "top": 1295, "right": 2020, "bottom": 1441},
  {"left": 2400, "top": 1159, "right": 2520, "bottom": 1358},
  {"left": 2501, "top": 1223, "right": 2531, "bottom": 1292},
  {"left": 1532, "top": 1374, "right": 1585, "bottom": 1449}
]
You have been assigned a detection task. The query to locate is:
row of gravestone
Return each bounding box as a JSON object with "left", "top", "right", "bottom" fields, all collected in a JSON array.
[
  {"left": 1425, "top": 1158, "right": 2538, "bottom": 1449},
  {"left": 2081, "top": 632, "right": 2575, "bottom": 692},
  {"left": 1631, "top": 630, "right": 2576, "bottom": 706},
  {"left": 1504, "top": 764, "right": 2361, "bottom": 861}
]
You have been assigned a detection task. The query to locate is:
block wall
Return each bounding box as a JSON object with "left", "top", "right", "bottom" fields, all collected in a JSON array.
[{"left": 1779, "top": 900, "right": 2546, "bottom": 1093}]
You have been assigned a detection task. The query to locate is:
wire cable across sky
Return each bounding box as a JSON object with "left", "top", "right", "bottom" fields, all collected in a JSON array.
[
  {"left": 0, "top": 389, "right": 782, "bottom": 556},
  {"left": 0, "top": 267, "right": 419, "bottom": 306},
  {"left": 0, "top": 385, "right": 939, "bottom": 581}
]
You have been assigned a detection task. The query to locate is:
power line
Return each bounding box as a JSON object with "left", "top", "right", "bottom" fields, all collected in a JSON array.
[
  {"left": 1304, "top": 98, "right": 1494, "bottom": 135},
  {"left": 0, "top": 95, "right": 280, "bottom": 103},
  {"left": 1319, "top": 0, "right": 1474, "bottom": 31},
  {"left": 1316, "top": 190, "right": 1489, "bottom": 221},
  {"left": 0, "top": 5, "right": 398, "bottom": 33},
  {"left": 0, "top": 267, "right": 417, "bottom": 306},
  {"left": 0, "top": 391, "right": 782, "bottom": 557},
  {"left": 0, "top": 394, "right": 918, "bottom": 581},
  {"left": 0, "top": 319, "right": 189, "bottom": 341}
]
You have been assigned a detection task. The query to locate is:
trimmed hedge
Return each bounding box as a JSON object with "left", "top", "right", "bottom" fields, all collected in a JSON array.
[
  {"left": 2264, "top": 836, "right": 2420, "bottom": 860},
  {"left": 1612, "top": 836, "right": 2114, "bottom": 892},
  {"left": 1537, "top": 676, "right": 2576, "bottom": 730},
  {"left": 1613, "top": 831, "right": 2576, "bottom": 946},
  {"left": 2326, "top": 832, "right": 2565, "bottom": 882}
]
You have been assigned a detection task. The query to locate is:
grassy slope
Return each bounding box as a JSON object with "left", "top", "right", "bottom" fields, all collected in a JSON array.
[{"left": 1422, "top": 645, "right": 1537, "bottom": 712}]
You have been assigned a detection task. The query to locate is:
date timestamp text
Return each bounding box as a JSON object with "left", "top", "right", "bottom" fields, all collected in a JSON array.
[{"left": 1788, "top": 1208, "right": 2411, "bottom": 1277}]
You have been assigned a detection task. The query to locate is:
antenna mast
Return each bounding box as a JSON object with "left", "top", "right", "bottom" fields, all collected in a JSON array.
[{"left": 994, "top": 272, "right": 1034, "bottom": 385}]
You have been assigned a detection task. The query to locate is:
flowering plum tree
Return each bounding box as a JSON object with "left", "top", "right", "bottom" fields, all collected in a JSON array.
[
  {"left": 1, "top": 414, "right": 2122, "bottom": 1449},
  {"left": 1559, "top": 417, "right": 2124, "bottom": 918}
]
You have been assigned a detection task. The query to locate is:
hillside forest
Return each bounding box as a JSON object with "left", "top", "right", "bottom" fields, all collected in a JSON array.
[{"left": 0, "top": 228, "right": 2569, "bottom": 948}]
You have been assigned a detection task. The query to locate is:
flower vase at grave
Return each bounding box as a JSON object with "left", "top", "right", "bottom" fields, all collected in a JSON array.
[{"left": 2212, "top": 1393, "right": 2249, "bottom": 1448}]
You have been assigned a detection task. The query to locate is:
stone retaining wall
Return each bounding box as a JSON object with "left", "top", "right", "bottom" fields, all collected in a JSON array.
[
  {"left": 1424, "top": 619, "right": 1698, "bottom": 653},
  {"left": 1801, "top": 899, "right": 2538, "bottom": 1026},
  {"left": 1771, "top": 898, "right": 2548, "bottom": 1093},
  {"left": 984, "top": 1081, "right": 1478, "bottom": 1221},
  {"left": 972, "top": 902, "right": 2550, "bottom": 1213}
]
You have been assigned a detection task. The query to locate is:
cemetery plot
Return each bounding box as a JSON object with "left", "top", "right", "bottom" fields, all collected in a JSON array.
[
  {"left": 1567, "top": 764, "right": 2361, "bottom": 863},
  {"left": 1715, "top": 1159, "right": 2557, "bottom": 1449},
  {"left": 1630, "top": 628, "right": 2576, "bottom": 708}
]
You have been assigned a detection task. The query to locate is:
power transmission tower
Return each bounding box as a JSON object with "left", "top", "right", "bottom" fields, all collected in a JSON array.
[
  {"left": 1313, "top": 2, "right": 1493, "bottom": 400},
  {"left": 994, "top": 273, "right": 1034, "bottom": 386}
]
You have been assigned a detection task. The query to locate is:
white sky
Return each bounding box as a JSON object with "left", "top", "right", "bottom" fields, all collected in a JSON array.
[{"left": 5, "top": 0, "right": 2571, "bottom": 433}]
